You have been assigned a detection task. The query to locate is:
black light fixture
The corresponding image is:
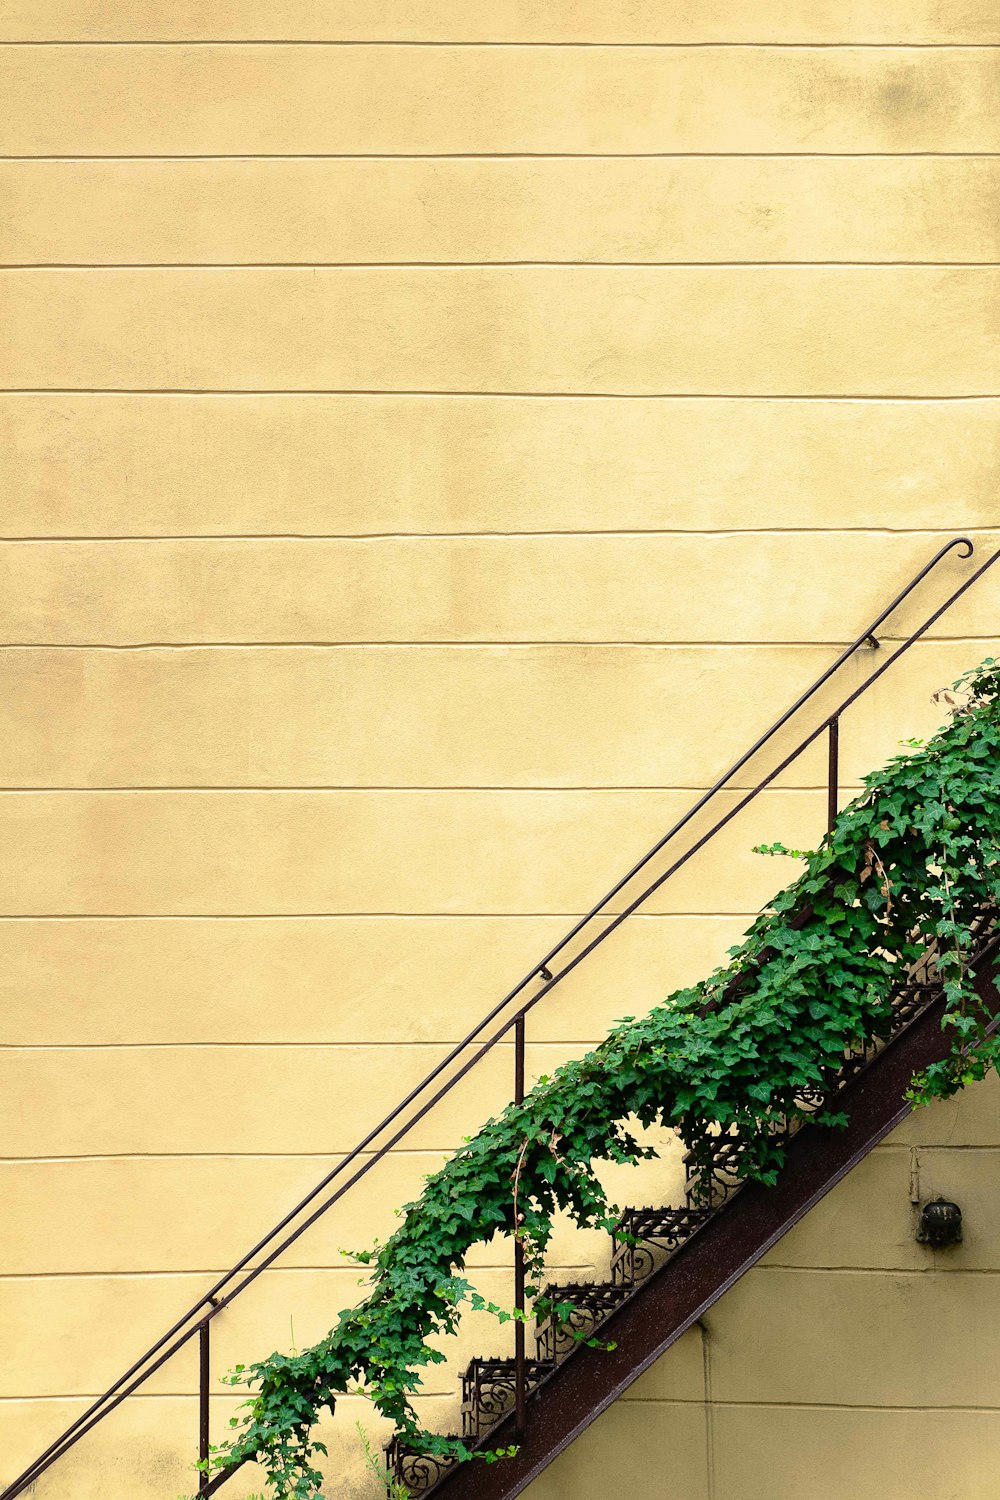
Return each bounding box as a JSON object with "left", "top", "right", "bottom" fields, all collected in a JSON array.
[{"left": 917, "top": 1199, "right": 963, "bottom": 1248}]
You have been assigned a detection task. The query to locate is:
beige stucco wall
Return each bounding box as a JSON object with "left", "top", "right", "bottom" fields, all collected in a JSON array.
[{"left": 1, "top": 3, "right": 998, "bottom": 1498}]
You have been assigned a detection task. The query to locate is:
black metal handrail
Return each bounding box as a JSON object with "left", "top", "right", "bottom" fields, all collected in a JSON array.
[{"left": 4, "top": 535, "right": 997, "bottom": 1500}]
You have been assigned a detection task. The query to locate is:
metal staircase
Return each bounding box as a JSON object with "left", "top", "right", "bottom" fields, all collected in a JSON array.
[{"left": 387, "top": 921, "right": 1000, "bottom": 1498}]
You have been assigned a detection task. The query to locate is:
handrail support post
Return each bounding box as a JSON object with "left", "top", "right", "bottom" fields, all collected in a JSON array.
[
  {"left": 198, "top": 1318, "right": 211, "bottom": 1495},
  {"left": 514, "top": 1013, "right": 527, "bottom": 1437},
  {"left": 827, "top": 717, "right": 840, "bottom": 834}
]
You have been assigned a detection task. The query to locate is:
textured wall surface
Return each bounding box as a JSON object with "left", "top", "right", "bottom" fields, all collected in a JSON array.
[{"left": 1, "top": 2, "right": 998, "bottom": 1497}]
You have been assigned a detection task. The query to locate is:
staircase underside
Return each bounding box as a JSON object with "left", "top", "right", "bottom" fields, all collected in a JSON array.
[{"left": 427, "top": 948, "right": 1000, "bottom": 1500}]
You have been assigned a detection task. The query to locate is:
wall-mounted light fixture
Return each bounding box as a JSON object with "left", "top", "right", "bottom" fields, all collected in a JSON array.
[{"left": 917, "top": 1199, "right": 963, "bottom": 1248}]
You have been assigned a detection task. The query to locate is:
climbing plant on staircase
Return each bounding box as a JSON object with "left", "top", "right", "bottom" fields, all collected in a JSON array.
[{"left": 210, "top": 657, "right": 1000, "bottom": 1499}]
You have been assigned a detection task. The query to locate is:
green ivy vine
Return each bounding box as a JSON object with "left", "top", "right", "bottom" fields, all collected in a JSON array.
[{"left": 211, "top": 657, "right": 1000, "bottom": 1498}]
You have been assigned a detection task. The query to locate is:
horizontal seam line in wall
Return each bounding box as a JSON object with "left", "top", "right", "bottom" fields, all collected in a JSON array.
[
  {"left": 0, "top": 785, "right": 858, "bottom": 793},
  {"left": 4, "top": 261, "right": 1000, "bottom": 269},
  {"left": 0, "top": 1395, "right": 678, "bottom": 1408},
  {"left": 2, "top": 528, "right": 1000, "bottom": 541},
  {"left": 625, "top": 1400, "right": 1000, "bottom": 1412},
  {"left": 0, "top": 1390, "right": 476, "bottom": 1401},
  {"left": 4, "top": 390, "right": 997, "bottom": 399},
  {"left": 0, "top": 637, "right": 990, "bottom": 648},
  {"left": 2, "top": 1042, "right": 701, "bottom": 1051},
  {"left": 2, "top": 40, "right": 999, "bottom": 47},
  {"left": 852, "top": 1141, "right": 988, "bottom": 1150},
  {"left": 0, "top": 633, "right": 977, "bottom": 645},
  {"left": 0, "top": 912, "right": 755, "bottom": 924},
  {"left": 0, "top": 910, "right": 750, "bottom": 918},
  {"left": 0, "top": 1150, "right": 565, "bottom": 1161},
  {"left": 0, "top": 395, "right": 996, "bottom": 411},
  {"left": 0, "top": 1038, "right": 651, "bottom": 1047},
  {"left": 5, "top": 1147, "right": 986, "bottom": 1161},
  {"left": 4, "top": 152, "right": 1000, "bottom": 162},
  {"left": 751, "top": 1258, "right": 1000, "bottom": 1272},
  {"left": 0, "top": 1393, "right": 504, "bottom": 1402},
  {"left": 6, "top": 1398, "right": 998, "bottom": 1413},
  {"left": 0, "top": 1265, "right": 593, "bottom": 1279},
  {"left": 0, "top": 912, "right": 760, "bottom": 920},
  {"left": 0, "top": 1392, "right": 461, "bottom": 1406},
  {"left": 0, "top": 1039, "right": 666, "bottom": 1050},
  {"left": 0, "top": 1262, "right": 993, "bottom": 1282},
  {"left": 0, "top": 785, "right": 888, "bottom": 796}
]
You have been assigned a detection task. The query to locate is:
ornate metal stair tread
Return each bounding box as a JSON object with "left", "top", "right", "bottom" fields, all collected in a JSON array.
[
  {"left": 615, "top": 1204, "right": 713, "bottom": 1243},
  {"left": 461, "top": 1358, "right": 550, "bottom": 1440},
  {"left": 462, "top": 1356, "right": 551, "bottom": 1385},
  {"left": 537, "top": 1279, "right": 632, "bottom": 1316},
  {"left": 610, "top": 1204, "right": 713, "bottom": 1285},
  {"left": 683, "top": 1132, "right": 754, "bottom": 1206},
  {"left": 384, "top": 1434, "right": 461, "bottom": 1494},
  {"left": 534, "top": 1280, "right": 633, "bottom": 1360}
]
